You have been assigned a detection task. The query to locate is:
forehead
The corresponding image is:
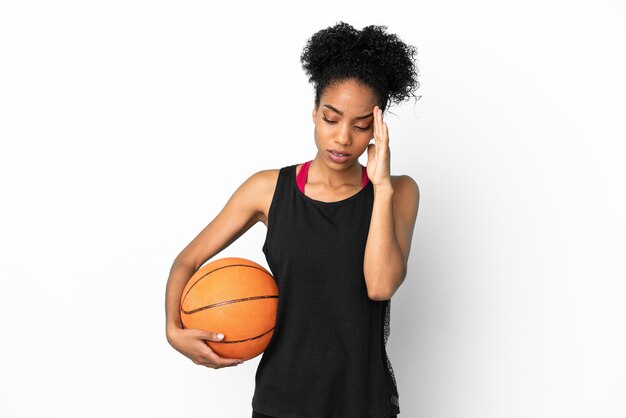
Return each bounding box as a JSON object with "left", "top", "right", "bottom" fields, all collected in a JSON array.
[{"left": 320, "top": 80, "right": 377, "bottom": 114}]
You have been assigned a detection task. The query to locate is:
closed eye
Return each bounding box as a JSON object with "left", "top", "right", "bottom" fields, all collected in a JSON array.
[{"left": 322, "top": 117, "right": 371, "bottom": 131}]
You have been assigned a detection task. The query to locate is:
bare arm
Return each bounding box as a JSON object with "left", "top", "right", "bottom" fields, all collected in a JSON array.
[
  {"left": 363, "top": 175, "right": 420, "bottom": 300},
  {"left": 164, "top": 169, "right": 275, "bottom": 367}
]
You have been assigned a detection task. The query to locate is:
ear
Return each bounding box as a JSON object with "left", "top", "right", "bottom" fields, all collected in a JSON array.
[{"left": 312, "top": 106, "right": 317, "bottom": 123}]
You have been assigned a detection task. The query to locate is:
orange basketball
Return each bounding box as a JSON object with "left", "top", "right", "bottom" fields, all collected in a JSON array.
[{"left": 180, "top": 257, "right": 278, "bottom": 361}]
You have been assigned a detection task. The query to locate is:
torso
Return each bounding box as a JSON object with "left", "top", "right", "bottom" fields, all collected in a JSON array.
[
  {"left": 253, "top": 163, "right": 403, "bottom": 415},
  {"left": 258, "top": 164, "right": 404, "bottom": 227}
]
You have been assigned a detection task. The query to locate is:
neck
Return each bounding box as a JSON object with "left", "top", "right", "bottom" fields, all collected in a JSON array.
[{"left": 309, "top": 154, "right": 362, "bottom": 188}]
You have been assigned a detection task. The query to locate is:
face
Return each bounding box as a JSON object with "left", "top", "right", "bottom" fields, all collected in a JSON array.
[{"left": 312, "top": 79, "right": 379, "bottom": 167}]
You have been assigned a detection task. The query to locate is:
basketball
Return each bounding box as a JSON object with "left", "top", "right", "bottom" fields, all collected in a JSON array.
[{"left": 179, "top": 257, "right": 279, "bottom": 361}]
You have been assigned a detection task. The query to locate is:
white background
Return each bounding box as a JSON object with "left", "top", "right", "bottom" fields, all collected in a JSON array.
[{"left": 1, "top": 1, "right": 625, "bottom": 417}]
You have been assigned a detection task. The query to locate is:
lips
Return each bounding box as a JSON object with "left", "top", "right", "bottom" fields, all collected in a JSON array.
[
  {"left": 328, "top": 149, "right": 351, "bottom": 156},
  {"left": 327, "top": 150, "right": 350, "bottom": 163}
]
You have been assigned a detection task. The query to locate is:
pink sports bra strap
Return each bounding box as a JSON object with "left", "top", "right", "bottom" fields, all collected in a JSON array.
[
  {"left": 296, "top": 160, "right": 369, "bottom": 193},
  {"left": 361, "top": 164, "right": 369, "bottom": 187},
  {"left": 295, "top": 160, "right": 311, "bottom": 193}
]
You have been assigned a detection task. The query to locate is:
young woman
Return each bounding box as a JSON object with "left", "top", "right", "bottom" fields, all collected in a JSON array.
[{"left": 165, "top": 21, "right": 420, "bottom": 417}]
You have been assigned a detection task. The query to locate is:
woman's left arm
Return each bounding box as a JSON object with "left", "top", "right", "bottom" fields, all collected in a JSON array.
[{"left": 364, "top": 106, "right": 420, "bottom": 301}]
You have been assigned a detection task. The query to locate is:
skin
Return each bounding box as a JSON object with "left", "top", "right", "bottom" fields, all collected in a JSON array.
[{"left": 165, "top": 77, "right": 420, "bottom": 369}]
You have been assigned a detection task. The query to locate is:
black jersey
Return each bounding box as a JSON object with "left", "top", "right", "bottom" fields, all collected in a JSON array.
[{"left": 251, "top": 163, "right": 400, "bottom": 417}]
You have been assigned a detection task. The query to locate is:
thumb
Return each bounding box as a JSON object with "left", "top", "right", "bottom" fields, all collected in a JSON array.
[
  {"left": 199, "top": 330, "right": 224, "bottom": 342},
  {"left": 367, "top": 143, "right": 376, "bottom": 162}
]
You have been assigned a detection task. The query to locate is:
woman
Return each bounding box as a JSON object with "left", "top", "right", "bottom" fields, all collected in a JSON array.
[{"left": 165, "top": 21, "right": 420, "bottom": 417}]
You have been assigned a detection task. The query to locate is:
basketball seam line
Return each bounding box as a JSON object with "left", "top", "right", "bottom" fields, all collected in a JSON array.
[
  {"left": 214, "top": 326, "right": 275, "bottom": 344},
  {"left": 179, "top": 263, "right": 274, "bottom": 312},
  {"left": 181, "top": 294, "right": 279, "bottom": 315}
]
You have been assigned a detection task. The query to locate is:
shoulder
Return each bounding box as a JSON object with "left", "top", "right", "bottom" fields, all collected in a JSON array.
[
  {"left": 245, "top": 169, "right": 281, "bottom": 226},
  {"left": 391, "top": 175, "right": 420, "bottom": 202},
  {"left": 389, "top": 174, "right": 420, "bottom": 222},
  {"left": 244, "top": 168, "right": 281, "bottom": 200},
  {"left": 249, "top": 168, "right": 281, "bottom": 185}
]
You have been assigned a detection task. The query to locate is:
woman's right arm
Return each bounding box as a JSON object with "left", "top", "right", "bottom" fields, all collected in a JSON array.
[{"left": 165, "top": 169, "right": 274, "bottom": 369}]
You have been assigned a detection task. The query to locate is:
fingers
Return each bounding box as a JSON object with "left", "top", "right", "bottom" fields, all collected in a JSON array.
[
  {"left": 373, "top": 105, "right": 378, "bottom": 140},
  {"left": 218, "top": 357, "right": 245, "bottom": 368},
  {"left": 380, "top": 108, "right": 387, "bottom": 143},
  {"left": 192, "top": 352, "right": 244, "bottom": 369},
  {"left": 373, "top": 106, "right": 382, "bottom": 143},
  {"left": 373, "top": 105, "right": 388, "bottom": 146},
  {"left": 192, "top": 332, "right": 245, "bottom": 369}
]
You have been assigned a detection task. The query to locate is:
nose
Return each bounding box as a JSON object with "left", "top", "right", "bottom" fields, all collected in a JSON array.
[{"left": 334, "top": 125, "right": 352, "bottom": 146}]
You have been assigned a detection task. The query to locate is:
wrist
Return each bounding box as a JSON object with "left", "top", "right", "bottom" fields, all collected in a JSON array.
[{"left": 373, "top": 181, "right": 394, "bottom": 194}]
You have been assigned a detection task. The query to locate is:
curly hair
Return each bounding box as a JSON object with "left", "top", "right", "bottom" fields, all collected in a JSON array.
[{"left": 300, "top": 21, "right": 420, "bottom": 113}]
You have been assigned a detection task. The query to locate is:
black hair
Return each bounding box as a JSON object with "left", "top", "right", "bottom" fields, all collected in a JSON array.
[{"left": 300, "top": 21, "right": 420, "bottom": 113}]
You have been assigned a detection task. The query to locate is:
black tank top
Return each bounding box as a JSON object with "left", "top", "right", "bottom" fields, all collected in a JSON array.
[{"left": 251, "top": 162, "right": 401, "bottom": 417}]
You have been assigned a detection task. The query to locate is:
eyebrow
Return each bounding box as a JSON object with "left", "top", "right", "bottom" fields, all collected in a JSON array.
[{"left": 323, "top": 104, "right": 373, "bottom": 120}]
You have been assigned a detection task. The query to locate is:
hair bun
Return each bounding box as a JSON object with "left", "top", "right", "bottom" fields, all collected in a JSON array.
[{"left": 300, "top": 21, "right": 420, "bottom": 112}]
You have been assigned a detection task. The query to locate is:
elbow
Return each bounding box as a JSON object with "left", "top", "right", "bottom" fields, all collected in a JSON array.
[
  {"left": 366, "top": 268, "right": 406, "bottom": 301},
  {"left": 172, "top": 256, "right": 195, "bottom": 270},
  {"left": 367, "top": 283, "right": 395, "bottom": 301},
  {"left": 368, "top": 290, "right": 392, "bottom": 301}
]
